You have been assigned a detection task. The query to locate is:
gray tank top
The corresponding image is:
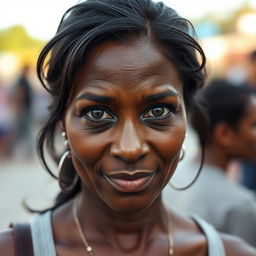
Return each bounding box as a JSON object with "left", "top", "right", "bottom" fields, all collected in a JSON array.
[{"left": 30, "top": 211, "right": 225, "bottom": 256}]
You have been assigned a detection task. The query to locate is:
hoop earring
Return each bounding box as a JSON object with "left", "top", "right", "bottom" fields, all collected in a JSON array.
[
  {"left": 57, "top": 150, "right": 79, "bottom": 194},
  {"left": 179, "top": 147, "right": 185, "bottom": 161},
  {"left": 169, "top": 160, "right": 203, "bottom": 191}
]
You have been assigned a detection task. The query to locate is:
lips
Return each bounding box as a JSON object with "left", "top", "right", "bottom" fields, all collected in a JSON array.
[{"left": 104, "top": 170, "right": 156, "bottom": 193}]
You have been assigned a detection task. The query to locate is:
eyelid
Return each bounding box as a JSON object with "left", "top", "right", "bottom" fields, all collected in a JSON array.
[
  {"left": 142, "top": 103, "right": 178, "bottom": 119},
  {"left": 75, "top": 105, "right": 117, "bottom": 122}
]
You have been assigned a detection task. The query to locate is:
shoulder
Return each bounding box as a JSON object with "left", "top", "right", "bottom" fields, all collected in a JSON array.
[
  {"left": 224, "top": 195, "right": 256, "bottom": 227},
  {"left": 222, "top": 233, "right": 256, "bottom": 256},
  {"left": 0, "top": 229, "right": 15, "bottom": 256},
  {"left": 225, "top": 178, "right": 256, "bottom": 203}
]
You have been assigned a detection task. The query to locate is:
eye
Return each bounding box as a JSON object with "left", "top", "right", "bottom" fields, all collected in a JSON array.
[
  {"left": 87, "top": 108, "right": 112, "bottom": 120},
  {"left": 78, "top": 107, "right": 114, "bottom": 122},
  {"left": 144, "top": 105, "right": 172, "bottom": 118}
]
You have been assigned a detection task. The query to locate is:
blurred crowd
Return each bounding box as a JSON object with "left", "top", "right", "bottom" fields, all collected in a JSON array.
[{"left": 0, "top": 64, "right": 49, "bottom": 160}]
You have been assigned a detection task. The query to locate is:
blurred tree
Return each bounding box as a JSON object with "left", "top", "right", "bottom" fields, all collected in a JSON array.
[
  {"left": 193, "top": 3, "right": 256, "bottom": 36},
  {"left": 0, "top": 25, "right": 46, "bottom": 66},
  {"left": 220, "top": 3, "right": 256, "bottom": 33}
]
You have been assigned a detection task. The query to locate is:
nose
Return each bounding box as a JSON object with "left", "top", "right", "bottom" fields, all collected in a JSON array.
[{"left": 110, "top": 119, "right": 150, "bottom": 163}]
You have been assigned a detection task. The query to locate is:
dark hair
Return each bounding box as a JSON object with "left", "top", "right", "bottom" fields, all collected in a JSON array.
[
  {"left": 36, "top": 0, "right": 206, "bottom": 210},
  {"left": 191, "top": 79, "right": 254, "bottom": 145}
]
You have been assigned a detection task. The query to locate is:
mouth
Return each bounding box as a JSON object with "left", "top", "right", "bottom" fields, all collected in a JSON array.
[{"left": 103, "top": 170, "right": 156, "bottom": 193}]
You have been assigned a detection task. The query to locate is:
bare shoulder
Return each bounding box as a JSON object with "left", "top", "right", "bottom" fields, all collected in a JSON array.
[
  {"left": 221, "top": 233, "right": 256, "bottom": 256},
  {"left": 0, "top": 229, "right": 15, "bottom": 256}
]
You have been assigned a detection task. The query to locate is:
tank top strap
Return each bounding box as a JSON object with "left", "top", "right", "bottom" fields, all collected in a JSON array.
[
  {"left": 30, "top": 211, "right": 56, "bottom": 256},
  {"left": 191, "top": 214, "right": 226, "bottom": 256},
  {"left": 29, "top": 210, "right": 225, "bottom": 256}
]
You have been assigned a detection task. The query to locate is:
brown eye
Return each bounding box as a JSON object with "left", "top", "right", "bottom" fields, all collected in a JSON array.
[
  {"left": 91, "top": 109, "right": 104, "bottom": 119},
  {"left": 151, "top": 107, "right": 165, "bottom": 116},
  {"left": 144, "top": 106, "right": 171, "bottom": 118},
  {"left": 86, "top": 108, "right": 113, "bottom": 120}
]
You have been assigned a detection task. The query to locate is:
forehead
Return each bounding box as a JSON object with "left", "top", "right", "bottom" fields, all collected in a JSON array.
[{"left": 73, "top": 38, "right": 183, "bottom": 97}]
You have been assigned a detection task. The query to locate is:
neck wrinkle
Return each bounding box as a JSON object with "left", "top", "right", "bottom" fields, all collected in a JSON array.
[{"left": 77, "top": 186, "right": 167, "bottom": 240}]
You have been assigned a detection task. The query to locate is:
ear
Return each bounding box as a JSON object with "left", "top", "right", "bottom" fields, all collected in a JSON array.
[{"left": 213, "top": 122, "right": 235, "bottom": 147}]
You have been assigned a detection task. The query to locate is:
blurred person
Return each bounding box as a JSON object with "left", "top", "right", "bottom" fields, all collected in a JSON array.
[
  {"left": 245, "top": 50, "right": 256, "bottom": 89},
  {"left": 0, "top": 80, "right": 14, "bottom": 158},
  {"left": 164, "top": 79, "right": 256, "bottom": 247},
  {"left": 0, "top": 1, "right": 255, "bottom": 255},
  {"left": 8, "top": 64, "right": 34, "bottom": 158},
  {"left": 239, "top": 50, "right": 256, "bottom": 192}
]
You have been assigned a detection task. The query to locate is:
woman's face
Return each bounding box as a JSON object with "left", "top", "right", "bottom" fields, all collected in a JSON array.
[{"left": 64, "top": 38, "right": 187, "bottom": 213}]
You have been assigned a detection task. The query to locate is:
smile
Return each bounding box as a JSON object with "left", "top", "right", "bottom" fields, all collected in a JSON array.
[{"left": 103, "top": 171, "right": 156, "bottom": 193}]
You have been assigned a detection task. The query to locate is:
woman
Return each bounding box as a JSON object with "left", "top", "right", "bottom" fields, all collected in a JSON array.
[
  {"left": 164, "top": 79, "right": 256, "bottom": 247},
  {"left": 0, "top": 0, "right": 255, "bottom": 255}
]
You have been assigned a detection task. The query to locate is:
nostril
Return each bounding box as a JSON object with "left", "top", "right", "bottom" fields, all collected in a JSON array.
[
  {"left": 113, "top": 150, "right": 146, "bottom": 163},
  {"left": 111, "top": 144, "right": 150, "bottom": 163}
]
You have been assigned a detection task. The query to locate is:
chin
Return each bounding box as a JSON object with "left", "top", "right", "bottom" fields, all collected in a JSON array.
[{"left": 103, "top": 192, "right": 160, "bottom": 215}]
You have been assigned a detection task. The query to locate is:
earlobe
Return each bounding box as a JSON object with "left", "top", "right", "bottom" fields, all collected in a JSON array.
[{"left": 59, "top": 121, "right": 69, "bottom": 146}]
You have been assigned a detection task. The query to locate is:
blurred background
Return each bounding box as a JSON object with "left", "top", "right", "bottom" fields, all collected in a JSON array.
[{"left": 1, "top": 0, "right": 256, "bottom": 229}]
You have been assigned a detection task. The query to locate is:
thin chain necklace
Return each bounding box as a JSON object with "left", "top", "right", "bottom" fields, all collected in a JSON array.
[{"left": 72, "top": 197, "right": 174, "bottom": 255}]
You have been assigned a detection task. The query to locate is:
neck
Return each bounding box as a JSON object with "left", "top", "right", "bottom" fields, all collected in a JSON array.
[{"left": 76, "top": 186, "right": 168, "bottom": 252}]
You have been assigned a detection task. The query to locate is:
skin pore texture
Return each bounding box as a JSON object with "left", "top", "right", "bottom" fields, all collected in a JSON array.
[
  {"left": 203, "top": 95, "right": 256, "bottom": 170},
  {"left": 1, "top": 37, "right": 256, "bottom": 256}
]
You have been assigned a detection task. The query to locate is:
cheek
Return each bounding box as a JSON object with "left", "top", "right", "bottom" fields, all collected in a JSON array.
[
  {"left": 65, "top": 111, "right": 111, "bottom": 166},
  {"left": 146, "top": 122, "right": 186, "bottom": 184},
  {"left": 149, "top": 125, "right": 186, "bottom": 161},
  {"left": 68, "top": 131, "right": 111, "bottom": 168},
  {"left": 240, "top": 125, "right": 256, "bottom": 148}
]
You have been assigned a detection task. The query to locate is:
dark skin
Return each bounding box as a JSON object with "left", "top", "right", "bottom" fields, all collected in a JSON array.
[{"left": 1, "top": 37, "right": 255, "bottom": 256}]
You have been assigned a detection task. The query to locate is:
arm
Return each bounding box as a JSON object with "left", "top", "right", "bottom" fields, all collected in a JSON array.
[
  {"left": 222, "top": 233, "right": 256, "bottom": 256},
  {"left": 0, "top": 229, "right": 15, "bottom": 256}
]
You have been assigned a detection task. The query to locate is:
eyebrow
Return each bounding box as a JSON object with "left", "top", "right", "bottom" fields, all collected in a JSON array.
[
  {"left": 75, "top": 93, "right": 113, "bottom": 103},
  {"left": 146, "top": 90, "right": 179, "bottom": 102}
]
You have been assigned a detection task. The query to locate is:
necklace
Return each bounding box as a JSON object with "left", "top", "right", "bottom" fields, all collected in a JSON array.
[
  {"left": 72, "top": 197, "right": 94, "bottom": 256},
  {"left": 72, "top": 197, "right": 174, "bottom": 255}
]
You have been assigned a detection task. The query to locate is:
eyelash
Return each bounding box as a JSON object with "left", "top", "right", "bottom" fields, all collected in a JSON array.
[
  {"left": 76, "top": 104, "right": 177, "bottom": 123},
  {"left": 76, "top": 106, "right": 115, "bottom": 123},
  {"left": 142, "top": 104, "right": 176, "bottom": 120}
]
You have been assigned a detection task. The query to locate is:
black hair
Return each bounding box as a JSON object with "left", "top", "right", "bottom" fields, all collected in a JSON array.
[
  {"left": 191, "top": 79, "right": 255, "bottom": 146},
  {"left": 36, "top": 0, "right": 206, "bottom": 210}
]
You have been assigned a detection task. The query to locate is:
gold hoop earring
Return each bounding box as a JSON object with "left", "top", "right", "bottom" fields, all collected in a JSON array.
[{"left": 58, "top": 150, "right": 79, "bottom": 194}]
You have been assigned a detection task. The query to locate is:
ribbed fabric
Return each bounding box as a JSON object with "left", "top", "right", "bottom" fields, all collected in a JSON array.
[
  {"left": 30, "top": 211, "right": 225, "bottom": 256},
  {"left": 30, "top": 211, "right": 56, "bottom": 256},
  {"left": 192, "top": 214, "right": 226, "bottom": 256}
]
